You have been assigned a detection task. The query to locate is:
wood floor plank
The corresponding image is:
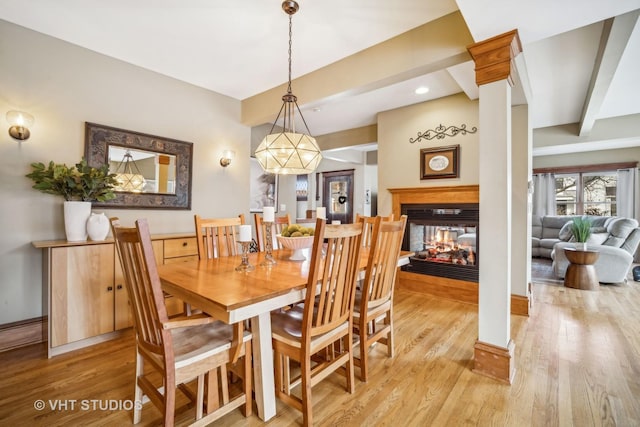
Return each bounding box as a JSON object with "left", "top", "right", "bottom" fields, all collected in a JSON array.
[{"left": 1, "top": 261, "right": 639, "bottom": 426}]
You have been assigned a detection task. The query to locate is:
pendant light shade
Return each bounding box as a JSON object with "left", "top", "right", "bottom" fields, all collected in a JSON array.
[
  {"left": 255, "top": 131, "right": 321, "bottom": 175},
  {"left": 254, "top": 1, "right": 322, "bottom": 175},
  {"left": 114, "top": 150, "right": 146, "bottom": 192}
]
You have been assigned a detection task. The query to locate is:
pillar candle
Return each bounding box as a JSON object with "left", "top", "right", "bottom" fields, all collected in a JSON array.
[
  {"left": 238, "top": 224, "right": 251, "bottom": 242},
  {"left": 263, "top": 206, "right": 275, "bottom": 222},
  {"left": 316, "top": 207, "right": 326, "bottom": 219}
]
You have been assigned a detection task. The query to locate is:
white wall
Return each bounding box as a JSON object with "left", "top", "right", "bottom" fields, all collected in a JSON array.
[
  {"left": 0, "top": 20, "right": 251, "bottom": 324},
  {"left": 378, "top": 93, "right": 480, "bottom": 214}
]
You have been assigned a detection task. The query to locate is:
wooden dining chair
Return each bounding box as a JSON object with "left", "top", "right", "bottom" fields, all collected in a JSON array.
[
  {"left": 270, "top": 218, "right": 364, "bottom": 426},
  {"left": 110, "top": 217, "right": 252, "bottom": 426},
  {"left": 254, "top": 212, "right": 291, "bottom": 251},
  {"left": 194, "top": 214, "right": 245, "bottom": 259},
  {"left": 356, "top": 213, "right": 394, "bottom": 248},
  {"left": 353, "top": 215, "right": 407, "bottom": 382}
]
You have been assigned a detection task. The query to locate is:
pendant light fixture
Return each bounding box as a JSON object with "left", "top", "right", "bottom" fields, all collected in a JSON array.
[
  {"left": 254, "top": 1, "right": 322, "bottom": 175},
  {"left": 114, "top": 150, "right": 146, "bottom": 192}
]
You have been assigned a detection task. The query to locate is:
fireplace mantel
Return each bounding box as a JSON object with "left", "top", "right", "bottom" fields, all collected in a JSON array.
[
  {"left": 389, "top": 185, "right": 480, "bottom": 217},
  {"left": 390, "top": 185, "right": 480, "bottom": 304}
]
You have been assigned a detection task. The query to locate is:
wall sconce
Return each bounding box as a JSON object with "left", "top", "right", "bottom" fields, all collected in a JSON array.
[
  {"left": 6, "top": 110, "right": 35, "bottom": 141},
  {"left": 220, "top": 150, "right": 235, "bottom": 167}
]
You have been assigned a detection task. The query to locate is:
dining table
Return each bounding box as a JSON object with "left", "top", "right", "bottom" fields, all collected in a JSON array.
[{"left": 158, "top": 247, "right": 413, "bottom": 421}]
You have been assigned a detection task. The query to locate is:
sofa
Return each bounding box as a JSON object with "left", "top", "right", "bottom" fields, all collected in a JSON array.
[{"left": 532, "top": 215, "right": 640, "bottom": 283}]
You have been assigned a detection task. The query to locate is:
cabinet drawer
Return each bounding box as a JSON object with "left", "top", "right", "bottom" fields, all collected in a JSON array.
[
  {"left": 164, "top": 237, "right": 198, "bottom": 259},
  {"left": 164, "top": 255, "right": 199, "bottom": 264}
]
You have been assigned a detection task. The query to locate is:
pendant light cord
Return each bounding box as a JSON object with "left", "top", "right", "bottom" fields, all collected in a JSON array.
[{"left": 287, "top": 13, "right": 293, "bottom": 95}]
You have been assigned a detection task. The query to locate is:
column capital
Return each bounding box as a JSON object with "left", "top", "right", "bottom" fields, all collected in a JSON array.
[{"left": 467, "top": 29, "right": 522, "bottom": 86}]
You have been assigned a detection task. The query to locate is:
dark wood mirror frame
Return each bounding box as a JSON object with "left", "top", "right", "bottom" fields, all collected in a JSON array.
[{"left": 85, "top": 122, "right": 193, "bottom": 209}]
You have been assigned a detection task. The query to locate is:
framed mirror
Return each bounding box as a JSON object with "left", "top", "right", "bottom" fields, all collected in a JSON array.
[{"left": 85, "top": 122, "right": 193, "bottom": 209}]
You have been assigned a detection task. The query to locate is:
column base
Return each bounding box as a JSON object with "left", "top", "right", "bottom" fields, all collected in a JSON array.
[{"left": 473, "top": 339, "right": 516, "bottom": 384}]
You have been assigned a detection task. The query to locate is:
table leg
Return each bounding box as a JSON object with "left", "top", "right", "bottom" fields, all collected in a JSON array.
[{"left": 251, "top": 312, "right": 277, "bottom": 421}]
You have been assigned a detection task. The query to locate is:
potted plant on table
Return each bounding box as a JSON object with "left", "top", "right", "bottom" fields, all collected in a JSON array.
[
  {"left": 571, "top": 216, "right": 592, "bottom": 251},
  {"left": 26, "top": 158, "right": 118, "bottom": 242}
]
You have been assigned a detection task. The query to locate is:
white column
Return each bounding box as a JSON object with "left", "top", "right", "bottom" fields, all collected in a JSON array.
[
  {"left": 478, "top": 79, "right": 512, "bottom": 347},
  {"left": 511, "top": 105, "right": 532, "bottom": 304}
]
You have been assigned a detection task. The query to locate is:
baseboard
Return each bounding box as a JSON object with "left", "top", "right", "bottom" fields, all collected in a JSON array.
[
  {"left": 399, "top": 272, "right": 531, "bottom": 315},
  {"left": 511, "top": 292, "right": 530, "bottom": 316},
  {"left": 0, "top": 316, "right": 46, "bottom": 353},
  {"left": 473, "top": 339, "right": 516, "bottom": 384}
]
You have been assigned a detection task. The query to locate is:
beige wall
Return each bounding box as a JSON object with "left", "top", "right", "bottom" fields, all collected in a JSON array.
[
  {"left": 377, "top": 93, "right": 480, "bottom": 215},
  {"left": 0, "top": 20, "right": 251, "bottom": 324}
]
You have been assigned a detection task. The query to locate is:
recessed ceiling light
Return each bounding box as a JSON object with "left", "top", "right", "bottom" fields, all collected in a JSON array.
[{"left": 415, "top": 86, "right": 429, "bottom": 95}]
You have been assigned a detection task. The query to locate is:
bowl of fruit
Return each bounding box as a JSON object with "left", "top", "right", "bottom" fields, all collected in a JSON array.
[{"left": 277, "top": 225, "right": 315, "bottom": 261}]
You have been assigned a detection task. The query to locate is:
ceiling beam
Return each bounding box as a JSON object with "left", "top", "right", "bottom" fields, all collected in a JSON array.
[
  {"left": 241, "top": 11, "right": 473, "bottom": 127},
  {"left": 579, "top": 10, "right": 640, "bottom": 136}
]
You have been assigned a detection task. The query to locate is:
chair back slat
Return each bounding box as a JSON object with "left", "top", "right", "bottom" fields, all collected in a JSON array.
[
  {"left": 303, "top": 219, "right": 363, "bottom": 339},
  {"left": 254, "top": 213, "right": 291, "bottom": 251},
  {"left": 356, "top": 213, "right": 394, "bottom": 248},
  {"left": 195, "top": 214, "right": 245, "bottom": 259},
  {"left": 362, "top": 215, "right": 407, "bottom": 309},
  {"left": 110, "top": 218, "right": 170, "bottom": 357}
]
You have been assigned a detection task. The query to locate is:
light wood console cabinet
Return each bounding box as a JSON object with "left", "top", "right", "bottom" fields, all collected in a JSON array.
[{"left": 33, "top": 233, "right": 197, "bottom": 357}]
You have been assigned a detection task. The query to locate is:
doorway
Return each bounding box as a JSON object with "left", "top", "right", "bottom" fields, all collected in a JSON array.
[{"left": 322, "top": 169, "right": 354, "bottom": 224}]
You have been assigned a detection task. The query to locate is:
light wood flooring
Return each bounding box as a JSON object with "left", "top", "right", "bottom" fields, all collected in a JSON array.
[{"left": 1, "top": 263, "right": 639, "bottom": 426}]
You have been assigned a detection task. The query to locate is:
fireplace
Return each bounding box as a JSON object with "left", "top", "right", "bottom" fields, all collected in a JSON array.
[
  {"left": 401, "top": 203, "right": 479, "bottom": 282},
  {"left": 390, "top": 185, "right": 479, "bottom": 304}
]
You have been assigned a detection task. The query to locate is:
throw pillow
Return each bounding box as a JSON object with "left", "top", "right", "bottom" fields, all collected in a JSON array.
[
  {"left": 587, "top": 232, "right": 609, "bottom": 246},
  {"left": 558, "top": 221, "right": 573, "bottom": 241}
]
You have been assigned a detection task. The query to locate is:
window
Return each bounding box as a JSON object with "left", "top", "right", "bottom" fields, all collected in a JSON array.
[{"left": 555, "top": 172, "right": 617, "bottom": 216}]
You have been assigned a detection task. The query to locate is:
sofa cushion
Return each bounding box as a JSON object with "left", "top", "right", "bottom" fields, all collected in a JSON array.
[
  {"left": 531, "top": 215, "right": 542, "bottom": 239},
  {"left": 587, "top": 232, "right": 609, "bottom": 245},
  {"left": 540, "top": 238, "right": 560, "bottom": 250},
  {"left": 558, "top": 221, "right": 573, "bottom": 241},
  {"left": 589, "top": 216, "right": 611, "bottom": 228},
  {"left": 621, "top": 228, "right": 640, "bottom": 255},
  {"left": 541, "top": 216, "right": 574, "bottom": 239},
  {"left": 603, "top": 218, "right": 639, "bottom": 247}
]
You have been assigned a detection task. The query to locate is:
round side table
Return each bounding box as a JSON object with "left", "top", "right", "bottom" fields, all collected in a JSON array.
[{"left": 563, "top": 248, "right": 599, "bottom": 290}]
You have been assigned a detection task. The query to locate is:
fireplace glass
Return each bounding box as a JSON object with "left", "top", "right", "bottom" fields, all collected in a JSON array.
[{"left": 401, "top": 204, "right": 479, "bottom": 282}]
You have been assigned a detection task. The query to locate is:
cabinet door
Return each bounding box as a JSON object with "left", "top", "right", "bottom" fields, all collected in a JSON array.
[
  {"left": 50, "top": 245, "right": 115, "bottom": 347},
  {"left": 114, "top": 257, "right": 133, "bottom": 330}
]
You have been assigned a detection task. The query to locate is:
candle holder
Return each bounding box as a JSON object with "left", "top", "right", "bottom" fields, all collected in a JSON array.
[
  {"left": 260, "top": 221, "right": 277, "bottom": 266},
  {"left": 235, "top": 241, "right": 255, "bottom": 272}
]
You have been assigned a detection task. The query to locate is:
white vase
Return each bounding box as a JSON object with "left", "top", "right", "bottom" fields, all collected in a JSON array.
[
  {"left": 575, "top": 241, "right": 587, "bottom": 251},
  {"left": 63, "top": 201, "right": 91, "bottom": 242},
  {"left": 87, "top": 212, "right": 110, "bottom": 241}
]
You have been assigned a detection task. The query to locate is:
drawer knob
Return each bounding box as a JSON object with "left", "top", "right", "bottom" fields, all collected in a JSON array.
[
  {"left": 117, "top": 284, "right": 123, "bottom": 290},
  {"left": 182, "top": 242, "right": 188, "bottom": 247},
  {"left": 107, "top": 286, "right": 113, "bottom": 292}
]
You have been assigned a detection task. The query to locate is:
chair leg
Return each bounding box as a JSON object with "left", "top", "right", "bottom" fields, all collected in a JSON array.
[
  {"left": 359, "top": 321, "right": 369, "bottom": 382},
  {"left": 345, "top": 334, "right": 355, "bottom": 393},
  {"left": 283, "top": 355, "right": 292, "bottom": 395},
  {"left": 196, "top": 374, "right": 205, "bottom": 420},
  {"left": 300, "top": 356, "right": 313, "bottom": 427},
  {"left": 133, "top": 352, "right": 144, "bottom": 424},
  {"left": 242, "top": 341, "right": 253, "bottom": 416},
  {"left": 387, "top": 311, "right": 394, "bottom": 358},
  {"left": 220, "top": 365, "right": 230, "bottom": 404},
  {"left": 205, "top": 370, "right": 220, "bottom": 413},
  {"left": 274, "top": 350, "right": 283, "bottom": 393},
  {"left": 164, "top": 380, "right": 176, "bottom": 427}
]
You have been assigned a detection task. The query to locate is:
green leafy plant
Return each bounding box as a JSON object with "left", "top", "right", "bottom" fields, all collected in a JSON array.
[
  {"left": 571, "top": 217, "right": 592, "bottom": 243},
  {"left": 26, "top": 158, "right": 118, "bottom": 202}
]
